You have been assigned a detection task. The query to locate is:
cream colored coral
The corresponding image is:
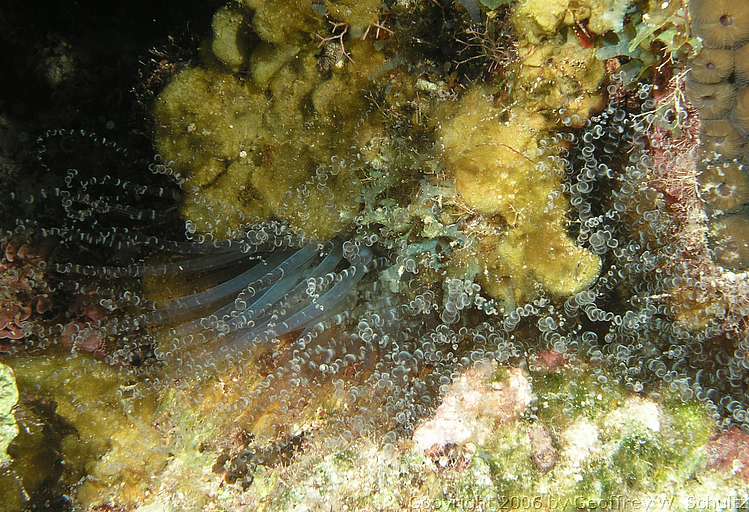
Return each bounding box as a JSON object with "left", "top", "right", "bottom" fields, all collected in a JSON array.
[{"left": 412, "top": 362, "right": 532, "bottom": 451}]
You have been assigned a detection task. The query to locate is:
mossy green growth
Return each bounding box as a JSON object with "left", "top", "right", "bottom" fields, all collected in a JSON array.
[
  {"left": 659, "top": 395, "right": 716, "bottom": 481},
  {"left": 68, "top": 359, "right": 745, "bottom": 512},
  {"left": 3, "top": 355, "right": 164, "bottom": 509},
  {"left": 508, "top": 364, "right": 722, "bottom": 505},
  {"left": 227, "top": 364, "right": 744, "bottom": 511},
  {"left": 478, "top": 423, "right": 537, "bottom": 497},
  {"left": 0, "top": 362, "right": 18, "bottom": 467},
  {"left": 154, "top": 0, "right": 387, "bottom": 240},
  {"left": 530, "top": 366, "right": 625, "bottom": 429}
]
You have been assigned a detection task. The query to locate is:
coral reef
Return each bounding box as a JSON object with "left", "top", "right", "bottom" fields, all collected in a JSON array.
[
  {"left": 92, "top": 360, "right": 749, "bottom": 512},
  {"left": 691, "top": 0, "right": 749, "bottom": 49},
  {"left": 687, "top": 0, "right": 749, "bottom": 271},
  {"left": 1, "top": 0, "right": 749, "bottom": 509}
]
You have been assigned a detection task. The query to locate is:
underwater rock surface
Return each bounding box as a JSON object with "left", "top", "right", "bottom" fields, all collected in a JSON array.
[
  {"left": 0, "top": 363, "right": 18, "bottom": 467},
  {"left": 79, "top": 360, "right": 745, "bottom": 512},
  {"left": 0, "top": 0, "right": 749, "bottom": 510}
]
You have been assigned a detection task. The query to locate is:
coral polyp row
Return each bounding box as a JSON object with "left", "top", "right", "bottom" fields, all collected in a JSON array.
[{"left": 688, "top": 0, "right": 749, "bottom": 270}]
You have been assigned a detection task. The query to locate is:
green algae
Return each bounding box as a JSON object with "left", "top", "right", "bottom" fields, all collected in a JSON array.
[
  {"left": 207, "top": 363, "right": 740, "bottom": 512},
  {"left": 0, "top": 353, "right": 740, "bottom": 511},
  {"left": 111, "top": 361, "right": 741, "bottom": 512},
  {"left": 0, "top": 362, "right": 18, "bottom": 467},
  {"left": 0, "top": 355, "right": 163, "bottom": 510},
  {"left": 530, "top": 367, "right": 626, "bottom": 428},
  {"left": 597, "top": 0, "right": 701, "bottom": 85}
]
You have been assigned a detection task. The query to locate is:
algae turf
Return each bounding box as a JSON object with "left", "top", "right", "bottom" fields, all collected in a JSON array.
[
  {"left": 125, "top": 362, "right": 743, "bottom": 512},
  {"left": 0, "top": 356, "right": 163, "bottom": 511}
]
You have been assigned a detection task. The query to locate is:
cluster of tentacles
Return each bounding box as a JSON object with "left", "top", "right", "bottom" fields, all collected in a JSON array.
[
  {"left": 1, "top": 130, "right": 375, "bottom": 372},
  {"left": 4, "top": 75, "right": 749, "bottom": 443}
]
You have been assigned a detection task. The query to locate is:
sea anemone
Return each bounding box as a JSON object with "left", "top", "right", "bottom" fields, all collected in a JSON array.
[
  {"left": 145, "top": 237, "right": 378, "bottom": 379},
  {"left": 2, "top": 4, "right": 749, "bottom": 460},
  {"left": 6, "top": 78, "right": 746, "bottom": 443}
]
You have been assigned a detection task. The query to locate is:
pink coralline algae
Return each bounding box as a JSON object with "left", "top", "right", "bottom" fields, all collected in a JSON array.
[
  {"left": 412, "top": 362, "right": 532, "bottom": 453},
  {"left": 707, "top": 427, "right": 749, "bottom": 482},
  {"left": 59, "top": 299, "right": 109, "bottom": 359},
  {"left": 0, "top": 238, "right": 110, "bottom": 358},
  {"left": 0, "top": 240, "right": 51, "bottom": 348}
]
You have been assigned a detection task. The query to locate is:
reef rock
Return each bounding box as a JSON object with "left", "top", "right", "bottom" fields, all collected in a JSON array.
[{"left": 0, "top": 362, "right": 18, "bottom": 466}]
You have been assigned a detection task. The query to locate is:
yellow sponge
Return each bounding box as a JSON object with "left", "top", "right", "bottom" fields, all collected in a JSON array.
[{"left": 440, "top": 88, "right": 601, "bottom": 303}]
